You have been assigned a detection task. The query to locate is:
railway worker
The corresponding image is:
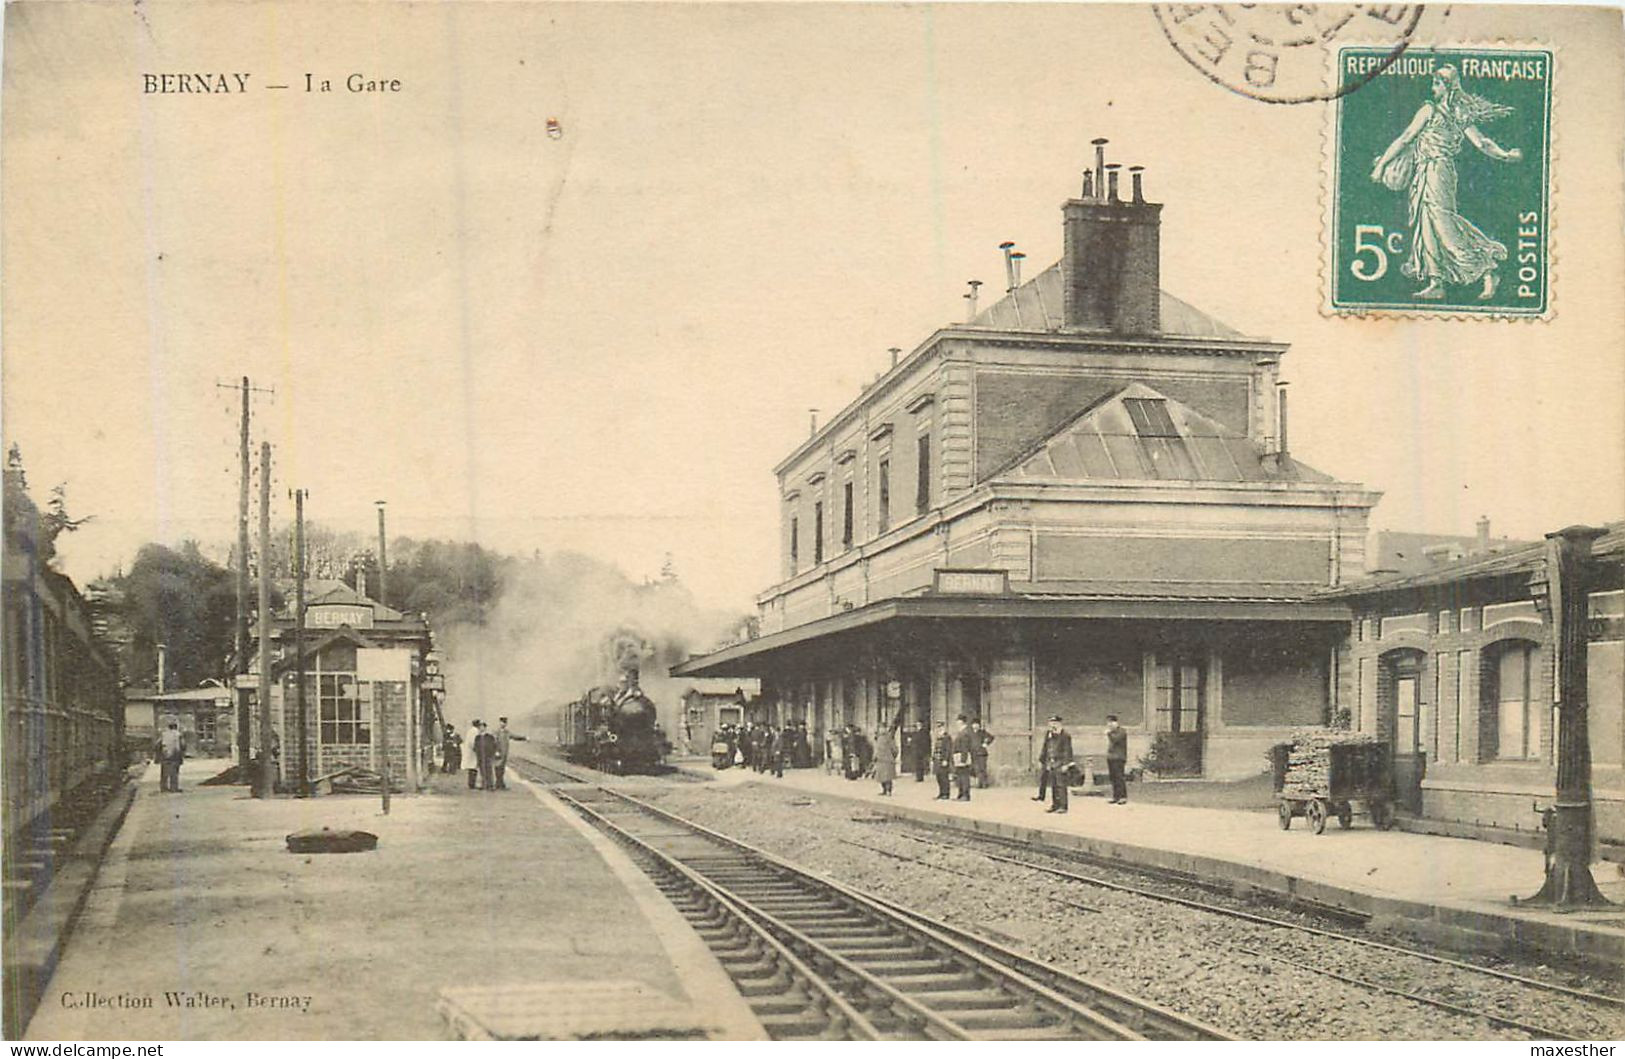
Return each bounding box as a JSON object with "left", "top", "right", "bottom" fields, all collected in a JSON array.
[
  {"left": 769, "top": 725, "right": 786, "bottom": 778},
  {"left": 493, "top": 717, "right": 527, "bottom": 790},
  {"left": 441, "top": 724, "right": 461, "bottom": 774},
  {"left": 950, "top": 716, "right": 976, "bottom": 801},
  {"left": 473, "top": 723, "right": 498, "bottom": 791},
  {"left": 971, "top": 720, "right": 995, "bottom": 788},
  {"left": 873, "top": 725, "right": 897, "bottom": 796},
  {"left": 930, "top": 721, "right": 953, "bottom": 800},
  {"left": 908, "top": 723, "right": 928, "bottom": 783},
  {"left": 154, "top": 720, "right": 185, "bottom": 793},
  {"left": 1105, "top": 715, "right": 1129, "bottom": 804},
  {"left": 463, "top": 720, "right": 484, "bottom": 789},
  {"left": 1037, "top": 715, "right": 1075, "bottom": 814}
]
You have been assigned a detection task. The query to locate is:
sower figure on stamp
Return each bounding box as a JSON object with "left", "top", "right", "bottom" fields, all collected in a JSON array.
[
  {"left": 154, "top": 720, "right": 185, "bottom": 793},
  {"left": 1105, "top": 714, "right": 1129, "bottom": 804},
  {"left": 1371, "top": 64, "right": 1523, "bottom": 301},
  {"left": 1038, "top": 715, "right": 1073, "bottom": 814}
]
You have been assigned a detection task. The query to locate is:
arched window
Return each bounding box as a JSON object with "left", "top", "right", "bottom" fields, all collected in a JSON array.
[{"left": 1484, "top": 640, "right": 1541, "bottom": 761}]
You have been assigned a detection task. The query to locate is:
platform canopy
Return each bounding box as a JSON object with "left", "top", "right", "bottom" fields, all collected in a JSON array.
[{"left": 673, "top": 591, "right": 1351, "bottom": 679}]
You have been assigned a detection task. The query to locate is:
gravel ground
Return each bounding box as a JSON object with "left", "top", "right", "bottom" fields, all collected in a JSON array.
[{"left": 635, "top": 783, "right": 1625, "bottom": 1042}]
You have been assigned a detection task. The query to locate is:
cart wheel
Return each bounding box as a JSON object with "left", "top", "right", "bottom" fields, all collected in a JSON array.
[
  {"left": 1307, "top": 800, "right": 1327, "bottom": 834},
  {"left": 1372, "top": 800, "right": 1394, "bottom": 830},
  {"left": 1337, "top": 803, "right": 1354, "bottom": 829},
  {"left": 1278, "top": 801, "right": 1292, "bottom": 830}
]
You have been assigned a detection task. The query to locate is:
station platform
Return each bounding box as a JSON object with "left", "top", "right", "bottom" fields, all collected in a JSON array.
[
  {"left": 23, "top": 759, "right": 761, "bottom": 1040},
  {"left": 694, "top": 762, "right": 1625, "bottom": 969}
]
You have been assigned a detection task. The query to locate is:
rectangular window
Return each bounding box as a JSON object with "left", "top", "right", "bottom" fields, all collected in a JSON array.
[
  {"left": 916, "top": 434, "right": 931, "bottom": 514},
  {"left": 1455, "top": 650, "right": 1470, "bottom": 762},
  {"left": 790, "top": 517, "right": 799, "bottom": 573},
  {"left": 1496, "top": 644, "right": 1538, "bottom": 759},
  {"left": 319, "top": 673, "right": 367, "bottom": 745},
  {"left": 877, "top": 460, "right": 890, "bottom": 533},
  {"left": 842, "top": 482, "right": 854, "bottom": 549},
  {"left": 813, "top": 501, "right": 824, "bottom": 565},
  {"left": 1155, "top": 658, "right": 1205, "bottom": 732}
]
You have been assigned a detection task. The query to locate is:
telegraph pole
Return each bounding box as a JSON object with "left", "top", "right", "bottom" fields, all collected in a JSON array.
[
  {"left": 255, "top": 442, "right": 276, "bottom": 799},
  {"left": 1524, "top": 525, "right": 1611, "bottom": 909},
  {"left": 292, "top": 488, "right": 309, "bottom": 796},
  {"left": 375, "top": 500, "right": 388, "bottom": 607},
  {"left": 217, "top": 376, "right": 272, "bottom": 771}
]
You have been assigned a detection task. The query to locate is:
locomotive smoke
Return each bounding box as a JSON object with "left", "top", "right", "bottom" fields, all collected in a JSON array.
[{"left": 433, "top": 551, "right": 740, "bottom": 737}]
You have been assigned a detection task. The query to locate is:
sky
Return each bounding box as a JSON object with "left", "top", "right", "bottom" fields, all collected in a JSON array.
[{"left": 3, "top": 2, "right": 1622, "bottom": 614}]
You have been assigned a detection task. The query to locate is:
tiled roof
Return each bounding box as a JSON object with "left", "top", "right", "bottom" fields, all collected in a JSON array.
[
  {"left": 994, "top": 381, "right": 1335, "bottom": 485},
  {"left": 969, "top": 262, "right": 1247, "bottom": 339},
  {"left": 1324, "top": 521, "right": 1624, "bottom": 597}
]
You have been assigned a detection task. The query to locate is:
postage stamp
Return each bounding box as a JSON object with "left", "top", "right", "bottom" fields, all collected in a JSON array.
[{"left": 1326, "top": 44, "right": 1554, "bottom": 317}]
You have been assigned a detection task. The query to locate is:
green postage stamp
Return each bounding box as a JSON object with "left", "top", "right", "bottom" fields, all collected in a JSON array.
[{"left": 1328, "top": 45, "right": 1553, "bottom": 318}]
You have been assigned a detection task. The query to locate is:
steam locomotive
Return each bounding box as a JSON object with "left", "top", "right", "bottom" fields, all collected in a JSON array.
[{"left": 557, "top": 672, "right": 670, "bottom": 774}]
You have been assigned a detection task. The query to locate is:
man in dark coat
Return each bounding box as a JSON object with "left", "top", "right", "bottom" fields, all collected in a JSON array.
[
  {"left": 950, "top": 716, "right": 976, "bottom": 801},
  {"left": 971, "top": 720, "right": 995, "bottom": 788},
  {"left": 1105, "top": 714, "right": 1130, "bottom": 804},
  {"left": 1038, "top": 715, "right": 1075, "bottom": 813},
  {"left": 473, "top": 722, "right": 498, "bottom": 791},
  {"left": 931, "top": 721, "right": 953, "bottom": 799},
  {"left": 911, "top": 723, "right": 928, "bottom": 782}
]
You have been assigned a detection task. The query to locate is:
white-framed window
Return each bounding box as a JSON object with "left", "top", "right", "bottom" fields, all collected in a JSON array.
[{"left": 1488, "top": 640, "right": 1541, "bottom": 761}]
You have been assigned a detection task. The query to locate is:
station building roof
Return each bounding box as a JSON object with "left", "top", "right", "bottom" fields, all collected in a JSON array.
[
  {"left": 968, "top": 261, "right": 1251, "bottom": 340},
  {"left": 673, "top": 590, "right": 1350, "bottom": 678}
]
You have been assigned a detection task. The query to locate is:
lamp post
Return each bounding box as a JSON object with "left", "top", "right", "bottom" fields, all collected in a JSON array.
[{"left": 1523, "top": 525, "right": 1612, "bottom": 909}]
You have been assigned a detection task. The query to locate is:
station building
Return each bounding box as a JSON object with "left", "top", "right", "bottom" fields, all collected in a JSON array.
[
  {"left": 675, "top": 147, "right": 1380, "bottom": 783},
  {"left": 1326, "top": 526, "right": 1624, "bottom": 845},
  {"left": 248, "top": 579, "right": 441, "bottom": 789}
]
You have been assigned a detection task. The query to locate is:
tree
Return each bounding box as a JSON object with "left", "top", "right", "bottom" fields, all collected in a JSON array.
[{"left": 111, "top": 542, "right": 237, "bottom": 689}]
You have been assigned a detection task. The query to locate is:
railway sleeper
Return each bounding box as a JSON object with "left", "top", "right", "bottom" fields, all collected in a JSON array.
[
  {"left": 950, "top": 1007, "right": 1064, "bottom": 1033},
  {"left": 884, "top": 970, "right": 988, "bottom": 993},
  {"left": 906, "top": 988, "right": 1023, "bottom": 1012}
]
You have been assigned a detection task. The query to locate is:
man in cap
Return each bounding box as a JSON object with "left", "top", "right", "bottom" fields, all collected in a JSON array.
[
  {"left": 154, "top": 720, "right": 185, "bottom": 793},
  {"left": 493, "top": 716, "right": 527, "bottom": 790},
  {"left": 951, "top": 715, "right": 976, "bottom": 801},
  {"left": 1038, "top": 715, "right": 1075, "bottom": 814},
  {"left": 930, "top": 721, "right": 953, "bottom": 800},
  {"left": 463, "top": 719, "right": 483, "bottom": 789},
  {"left": 1105, "top": 715, "right": 1129, "bottom": 804}
]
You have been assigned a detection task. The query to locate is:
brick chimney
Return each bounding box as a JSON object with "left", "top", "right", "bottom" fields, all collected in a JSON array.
[{"left": 1061, "top": 138, "right": 1161, "bottom": 334}]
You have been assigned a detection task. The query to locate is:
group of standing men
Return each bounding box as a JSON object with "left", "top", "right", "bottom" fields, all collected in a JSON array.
[
  {"left": 441, "top": 717, "right": 526, "bottom": 790},
  {"left": 922, "top": 716, "right": 995, "bottom": 801},
  {"left": 1034, "top": 714, "right": 1130, "bottom": 813}
]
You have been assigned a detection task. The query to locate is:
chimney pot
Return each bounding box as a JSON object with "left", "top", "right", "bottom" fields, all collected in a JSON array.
[
  {"left": 1082, "top": 171, "right": 1094, "bottom": 199},
  {"left": 1129, "top": 165, "right": 1146, "bottom": 204},
  {"left": 1105, "top": 163, "right": 1122, "bottom": 203},
  {"left": 1475, "top": 515, "right": 1491, "bottom": 553},
  {"left": 1275, "top": 383, "right": 1290, "bottom": 457},
  {"left": 1091, "top": 137, "right": 1108, "bottom": 201},
  {"left": 963, "top": 279, "right": 983, "bottom": 322},
  {"left": 888, "top": 347, "right": 901, "bottom": 368},
  {"left": 809, "top": 409, "right": 819, "bottom": 436},
  {"left": 1010, "top": 251, "right": 1026, "bottom": 289},
  {"left": 999, "top": 242, "right": 1018, "bottom": 292}
]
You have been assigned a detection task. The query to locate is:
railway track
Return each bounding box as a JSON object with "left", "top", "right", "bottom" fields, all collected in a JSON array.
[
  {"left": 897, "top": 826, "right": 1625, "bottom": 1021},
  {"left": 513, "top": 760, "right": 1227, "bottom": 1041}
]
